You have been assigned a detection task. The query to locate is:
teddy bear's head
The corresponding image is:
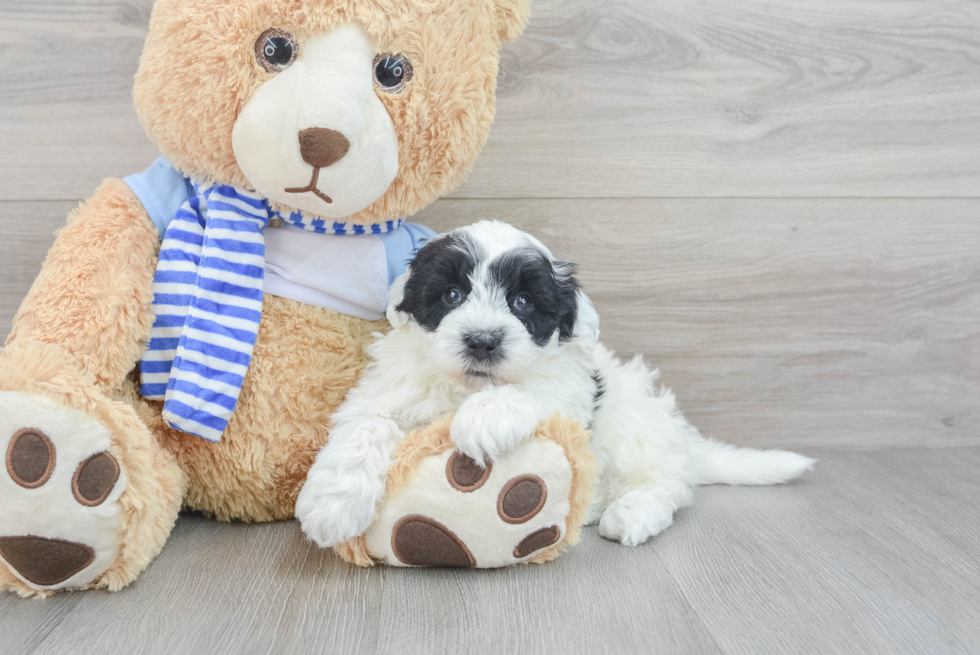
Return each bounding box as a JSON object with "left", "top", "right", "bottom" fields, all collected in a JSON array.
[{"left": 133, "top": 0, "right": 530, "bottom": 224}]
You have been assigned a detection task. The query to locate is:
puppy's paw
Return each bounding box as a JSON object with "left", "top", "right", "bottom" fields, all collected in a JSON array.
[
  {"left": 296, "top": 471, "right": 378, "bottom": 548},
  {"left": 295, "top": 418, "right": 398, "bottom": 548},
  {"left": 450, "top": 389, "right": 537, "bottom": 464},
  {"left": 598, "top": 490, "right": 675, "bottom": 547}
]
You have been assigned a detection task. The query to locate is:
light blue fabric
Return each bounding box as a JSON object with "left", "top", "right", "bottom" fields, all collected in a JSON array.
[
  {"left": 123, "top": 158, "right": 435, "bottom": 289},
  {"left": 379, "top": 222, "right": 436, "bottom": 286},
  {"left": 124, "top": 158, "right": 195, "bottom": 237}
]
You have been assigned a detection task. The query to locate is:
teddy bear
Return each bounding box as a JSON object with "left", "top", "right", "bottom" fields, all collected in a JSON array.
[{"left": 0, "top": 0, "right": 600, "bottom": 597}]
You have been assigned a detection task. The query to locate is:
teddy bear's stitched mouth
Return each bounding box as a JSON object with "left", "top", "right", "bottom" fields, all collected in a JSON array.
[{"left": 285, "top": 167, "right": 333, "bottom": 204}]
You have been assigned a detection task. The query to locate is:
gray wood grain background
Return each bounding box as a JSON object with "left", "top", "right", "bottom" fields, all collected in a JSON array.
[
  {"left": 0, "top": 0, "right": 978, "bottom": 653},
  {"left": 3, "top": 0, "right": 980, "bottom": 200},
  {"left": 1, "top": 0, "right": 977, "bottom": 451}
]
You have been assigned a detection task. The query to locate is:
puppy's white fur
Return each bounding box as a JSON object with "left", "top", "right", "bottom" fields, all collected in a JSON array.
[{"left": 296, "top": 221, "right": 815, "bottom": 549}]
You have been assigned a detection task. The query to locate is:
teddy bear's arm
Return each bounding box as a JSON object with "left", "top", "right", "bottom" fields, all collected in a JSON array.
[{"left": 7, "top": 178, "right": 160, "bottom": 391}]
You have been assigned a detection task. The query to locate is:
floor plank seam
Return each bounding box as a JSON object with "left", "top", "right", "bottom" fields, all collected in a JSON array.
[
  {"left": 653, "top": 546, "right": 729, "bottom": 655},
  {"left": 20, "top": 599, "right": 82, "bottom": 655},
  {"left": 371, "top": 565, "right": 388, "bottom": 655}
]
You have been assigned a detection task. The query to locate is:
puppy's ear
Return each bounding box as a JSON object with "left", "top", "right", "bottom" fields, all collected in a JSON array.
[
  {"left": 554, "top": 261, "right": 599, "bottom": 345},
  {"left": 386, "top": 271, "right": 411, "bottom": 328},
  {"left": 572, "top": 289, "right": 600, "bottom": 346},
  {"left": 493, "top": 0, "right": 532, "bottom": 42}
]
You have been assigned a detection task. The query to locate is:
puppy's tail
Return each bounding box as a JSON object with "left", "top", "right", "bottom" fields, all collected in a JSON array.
[{"left": 689, "top": 436, "right": 815, "bottom": 486}]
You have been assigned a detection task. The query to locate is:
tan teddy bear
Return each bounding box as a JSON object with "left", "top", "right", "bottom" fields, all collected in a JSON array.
[{"left": 0, "top": 0, "right": 595, "bottom": 598}]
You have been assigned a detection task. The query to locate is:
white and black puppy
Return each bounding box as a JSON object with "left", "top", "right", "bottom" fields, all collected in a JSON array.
[{"left": 296, "top": 221, "right": 814, "bottom": 548}]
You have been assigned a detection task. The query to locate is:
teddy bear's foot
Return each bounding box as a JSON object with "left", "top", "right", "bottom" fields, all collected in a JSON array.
[
  {"left": 360, "top": 432, "right": 584, "bottom": 568},
  {"left": 0, "top": 391, "right": 128, "bottom": 592},
  {"left": 0, "top": 343, "right": 186, "bottom": 597},
  {"left": 332, "top": 415, "right": 594, "bottom": 569}
]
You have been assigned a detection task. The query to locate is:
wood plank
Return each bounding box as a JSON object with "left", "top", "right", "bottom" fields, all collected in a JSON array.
[
  {"left": 374, "top": 534, "right": 720, "bottom": 655},
  {"left": 466, "top": 0, "right": 980, "bottom": 199},
  {"left": 811, "top": 447, "right": 980, "bottom": 655},
  {"left": 0, "top": 2, "right": 160, "bottom": 200},
  {"left": 15, "top": 515, "right": 384, "bottom": 655},
  {"left": 2, "top": 448, "right": 978, "bottom": 655},
  {"left": 0, "top": 589, "right": 84, "bottom": 655},
  {"left": 1, "top": 0, "right": 979, "bottom": 201},
  {"left": 0, "top": 201, "right": 74, "bottom": 341},
  {"left": 2, "top": 198, "right": 978, "bottom": 450},
  {"left": 657, "top": 448, "right": 980, "bottom": 655},
  {"left": 815, "top": 448, "right": 980, "bottom": 591}
]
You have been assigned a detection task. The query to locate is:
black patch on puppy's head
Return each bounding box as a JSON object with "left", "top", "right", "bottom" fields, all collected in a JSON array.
[
  {"left": 397, "top": 233, "right": 480, "bottom": 331},
  {"left": 489, "top": 249, "right": 580, "bottom": 346}
]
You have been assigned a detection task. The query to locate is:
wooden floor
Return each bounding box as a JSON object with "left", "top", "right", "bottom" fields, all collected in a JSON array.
[
  {"left": 2, "top": 448, "right": 979, "bottom": 655},
  {"left": 1, "top": 0, "right": 978, "bottom": 653}
]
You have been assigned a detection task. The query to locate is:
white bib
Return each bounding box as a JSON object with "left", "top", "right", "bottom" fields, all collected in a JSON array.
[{"left": 263, "top": 226, "right": 390, "bottom": 321}]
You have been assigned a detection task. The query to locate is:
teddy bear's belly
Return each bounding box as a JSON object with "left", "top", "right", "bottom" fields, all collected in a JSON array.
[{"left": 157, "top": 294, "right": 389, "bottom": 522}]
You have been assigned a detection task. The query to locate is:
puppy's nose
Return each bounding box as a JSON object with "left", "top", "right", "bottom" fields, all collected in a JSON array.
[
  {"left": 299, "top": 127, "right": 350, "bottom": 168},
  {"left": 465, "top": 334, "right": 501, "bottom": 362}
]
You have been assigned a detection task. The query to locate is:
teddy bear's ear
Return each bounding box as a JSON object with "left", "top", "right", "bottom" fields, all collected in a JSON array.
[
  {"left": 493, "top": 0, "right": 532, "bottom": 42},
  {"left": 386, "top": 271, "right": 412, "bottom": 328}
]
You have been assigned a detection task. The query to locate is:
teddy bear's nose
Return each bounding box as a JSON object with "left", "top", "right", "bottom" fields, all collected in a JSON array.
[{"left": 298, "top": 127, "right": 351, "bottom": 168}]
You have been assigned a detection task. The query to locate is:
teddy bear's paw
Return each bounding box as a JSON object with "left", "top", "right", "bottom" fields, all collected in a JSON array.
[
  {"left": 363, "top": 437, "right": 571, "bottom": 568},
  {"left": 0, "top": 391, "right": 127, "bottom": 592}
]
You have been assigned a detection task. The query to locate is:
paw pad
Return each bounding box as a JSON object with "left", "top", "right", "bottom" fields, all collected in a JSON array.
[
  {"left": 497, "top": 475, "right": 546, "bottom": 524},
  {"left": 0, "top": 536, "right": 95, "bottom": 587},
  {"left": 446, "top": 452, "right": 492, "bottom": 492},
  {"left": 367, "top": 438, "right": 572, "bottom": 568},
  {"left": 4, "top": 426, "right": 120, "bottom": 508},
  {"left": 514, "top": 526, "right": 561, "bottom": 558},
  {"left": 6, "top": 429, "right": 55, "bottom": 489},
  {"left": 72, "top": 452, "right": 120, "bottom": 507},
  {"left": 391, "top": 515, "right": 476, "bottom": 567}
]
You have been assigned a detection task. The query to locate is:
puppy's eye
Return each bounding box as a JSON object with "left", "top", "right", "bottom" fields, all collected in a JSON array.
[
  {"left": 445, "top": 288, "right": 465, "bottom": 306},
  {"left": 255, "top": 29, "right": 299, "bottom": 73},
  {"left": 510, "top": 294, "right": 533, "bottom": 314},
  {"left": 373, "top": 53, "right": 414, "bottom": 93}
]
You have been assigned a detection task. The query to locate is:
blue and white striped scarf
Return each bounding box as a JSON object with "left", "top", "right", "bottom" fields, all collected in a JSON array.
[{"left": 139, "top": 183, "right": 403, "bottom": 442}]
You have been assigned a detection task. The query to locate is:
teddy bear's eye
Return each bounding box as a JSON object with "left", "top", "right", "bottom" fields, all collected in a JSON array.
[
  {"left": 373, "top": 53, "right": 413, "bottom": 93},
  {"left": 255, "top": 29, "right": 299, "bottom": 74}
]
